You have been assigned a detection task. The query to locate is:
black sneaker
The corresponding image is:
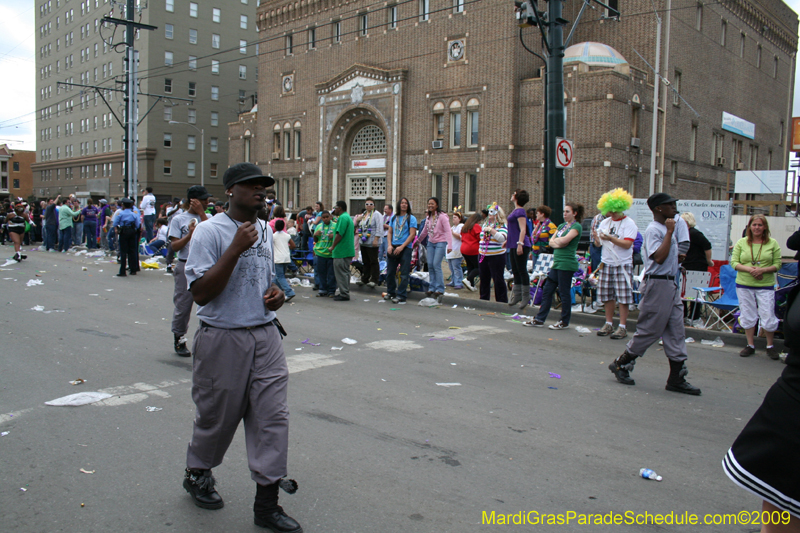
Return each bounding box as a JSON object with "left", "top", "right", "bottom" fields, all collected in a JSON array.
[
  {"left": 397, "top": 297, "right": 407, "bottom": 304},
  {"left": 254, "top": 506, "right": 303, "bottom": 532},
  {"left": 183, "top": 469, "right": 224, "bottom": 510}
]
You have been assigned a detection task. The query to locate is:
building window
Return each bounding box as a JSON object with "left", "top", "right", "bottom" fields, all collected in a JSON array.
[
  {"left": 211, "top": 60, "right": 219, "bottom": 74},
  {"left": 210, "top": 112, "right": 219, "bottom": 126},
  {"left": 308, "top": 27, "right": 316, "bottom": 49},
  {"left": 164, "top": 78, "right": 172, "bottom": 93},
  {"left": 779, "top": 120, "right": 784, "bottom": 146},
  {"left": 432, "top": 173, "right": 443, "bottom": 202},
  {"left": 189, "top": 56, "right": 197, "bottom": 70},
  {"left": 756, "top": 45, "right": 762, "bottom": 68},
  {"left": 351, "top": 125, "right": 387, "bottom": 155},
  {"left": 689, "top": 125, "right": 697, "bottom": 161},
  {"left": 388, "top": 5, "right": 397, "bottom": 28},
  {"left": 449, "top": 101, "right": 462, "bottom": 148},
  {"left": 239, "top": 65, "right": 247, "bottom": 79},
  {"left": 449, "top": 173, "right": 460, "bottom": 211},
  {"left": 359, "top": 13, "right": 368, "bottom": 36},
  {"left": 419, "top": 0, "right": 429, "bottom": 21},
  {"left": 164, "top": 51, "right": 173, "bottom": 66},
  {"left": 189, "top": 28, "right": 197, "bottom": 44},
  {"left": 189, "top": 2, "right": 198, "bottom": 17},
  {"left": 165, "top": 23, "right": 173, "bottom": 39},
  {"left": 720, "top": 19, "right": 727, "bottom": 47},
  {"left": 672, "top": 70, "right": 681, "bottom": 106},
  {"left": 628, "top": 175, "right": 636, "bottom": 197},
  {"left": 164, "top": 132, "right": 172, "bottom": 148},
  {"left": 712, "top": 132, "right": 724, "bottom": 164},
  {"left": 240, "top": 40, "right": 247, "bottom": 54},
  {"left": 466, "top": 173, "right": 477, "bottom": 212},
  {"left": 188, "top": 135, "right": 196, "bottom": 150},
  {"left": 212, "top": 34, "right": 220, "bottom": 49},
  {"left": 187, "top": 161, "right": 196, "bottom": 177},
  {"left": 210, "top": 163, "right": 218, "bottom": 178},
  {"left": 245, "top": 137, "right": 252, "bottom": 162},
  {"left": 164, "top": 106, "right": 172, "bottom": 121},
  {"left": 749, "top": 144, "right": 758, "bottom": 169},
  {"left": 294, "top": 129, "right": 301, "bottom": 159},
  {"left": 670, "top": 161, "right": 678, "bottom": 185},
  {"left": 13, "top": 179, "right": 19, "bottom": 189},
  {"left": 283, "top": 131, "right": 291, "bottom": 160},
  {"left": 740, "top": 33, "right": 745, "bottom": 57},
  {"left": 188, "top": 81, "right": 196, "bottom": 97},
  {"left": 434, "top": 113, "right": 445, "bottom": 141},
  {"left": 273, "top": 127, "right": 281, "bottom": 156},
  {"left": 240, "top": 15, "right": 248, "bottom": 29},
  {"left": 188, "top": 108, "right": 196, "bottom": 123},
  {"left": 774, "top": 56, "right": 779, "bottom": 78},
  {"left": 768, "top": 150, "right": 773, "bottom": 170},
  {"left": 211, "top": 86, "right": 219, "bottom": 101},
  {"left": 166, "top": 0, "right": 174, "bottom": 12},
  {"left": 334, "top": 21, "right": 341, "bottom": 43},
  {"left": 163, "top": 159, "right": 171, "bottom": 174},
  {"left": 466, "top": 100, "right": 479, "bottom": 147},
  {"left": 695, "top": 3, "right": 702, "bottom": 30},
  {"left": 286, "top": 34, "right": 293, "bottom": 54},
  {"left": 212, "top": 7, "right": 221, "bottom": 22}
]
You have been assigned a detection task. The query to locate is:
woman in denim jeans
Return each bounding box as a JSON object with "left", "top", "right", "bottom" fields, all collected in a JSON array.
[
  {"left": 417, "top": 197, "right": 453, "bottom": 304},
  {"left": 385, "top": 198, "right": 417, "bottom": 304}
]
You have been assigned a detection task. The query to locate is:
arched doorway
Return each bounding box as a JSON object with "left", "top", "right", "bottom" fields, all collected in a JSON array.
[{"left": 344, "top": 123, "right": 387, "bottom": 214}]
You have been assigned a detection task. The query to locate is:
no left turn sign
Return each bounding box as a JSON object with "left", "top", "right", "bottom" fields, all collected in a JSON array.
[{"left": 555, "top": 138, "right": 574, "bottom": 169}]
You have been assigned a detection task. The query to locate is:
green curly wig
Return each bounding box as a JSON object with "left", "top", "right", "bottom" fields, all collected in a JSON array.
[{"left": 597, "top": 188, "right": 633, "bottom": 215}]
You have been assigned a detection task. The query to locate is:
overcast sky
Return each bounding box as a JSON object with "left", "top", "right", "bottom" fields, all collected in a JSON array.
[{"left": 1, "top": 1, "right": 799, "bottom": 152}]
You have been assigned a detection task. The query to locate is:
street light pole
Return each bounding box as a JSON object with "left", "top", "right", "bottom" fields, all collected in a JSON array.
[{"left": 169, "top": 121, "right": 204, "bottom": 187}]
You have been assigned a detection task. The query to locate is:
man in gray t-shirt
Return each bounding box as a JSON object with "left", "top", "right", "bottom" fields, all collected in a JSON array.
[
  {"left": 168, "top": 186, "right": 210, "bottom": 357},
  {"left": 181, "top": 163, "right": 301, "bottom": 533},
  {"left": 608, "top": 193, "right": 701, "bottom": 396}
]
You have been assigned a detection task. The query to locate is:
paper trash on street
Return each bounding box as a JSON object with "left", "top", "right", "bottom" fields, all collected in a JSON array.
[{"left": 45, "top": 392, "right": 113, "bottom": 406}]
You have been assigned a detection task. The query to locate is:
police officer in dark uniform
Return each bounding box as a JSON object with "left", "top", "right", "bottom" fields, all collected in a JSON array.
[{"left": 113, "top": 198, "right": 141, "bottom": 277}]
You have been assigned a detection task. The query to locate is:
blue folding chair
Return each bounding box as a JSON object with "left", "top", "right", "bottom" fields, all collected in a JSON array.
[
  {"left": 697, "top": 264, "right": 738, "bottom": 332},
  {"left": 777, "top": 262, "right": 798, "bottom": 288}
]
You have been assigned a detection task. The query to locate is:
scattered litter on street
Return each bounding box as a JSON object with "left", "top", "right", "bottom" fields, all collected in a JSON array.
[
  {"left": 26, "top": 279, "right": 43, "bottom": 287},
  {"left": 639, "top": 468, "right": 662, "bottom": 481},
  {"left": 700, "top": 337, "right": 725, "bottom": 347},
  {"left": 418, "top": 298, "right": 439, "bottom": 307},
  {"left": 45, "top": 392, "right": 113, "bottom": 406},
  {"left": 145, "top": 406, "right": 163, "bottom": 412},
  {"left": 69, "top": 379, "right": 87, "bottom": 386},
  {"left": 429, "top": 336, "right": 456, "bottom": 341},
  {"left": 436, "top": 383, "right": 462, "bottom": 387},
  {"left": 464, "top": 307, "right": 475, "bottom": 310},
  {"left": 452, "top": 304, "right": 458, "bottom": 308},
  {"left": 443, "top": 292, "right": 459, "bottom": 297},
  {"left": 685, "top": 337, "right": 695, "bottom": 343},
  {"left": 134, "top": 321, "right": 147, "bottom": 325},
  {"left": 31, "top": 305, "right": 44, "bottom": 311},
  {"left": 378, "top": 300, "right": 386, "bottom": 303},
  {"left": 79, "top": 468, "right": 96, "bottom": 474},
  {"left": 450, "top": 363, "right": 457, "bottom": 365},
  {"left": 81, "top": 267, "right": 88, "bottom": 271},
  {"left": 331, "top": 346, "right": 343, "bottom": 350},
  {"left": 20, "top": 488, "right": 27, "bottom": 492},
  {"left": 301, "top": 339, "right": 321, "bottom": 346},
  {"left": 448, "top": 327, "right": 461, "bottom": 330},
  {"left": 295, "top": 348, "right": 302, "bottom": 351},
  {"left": 548, "top": 387, "right": 558, "bottom": 390},
  {"left": 341, "top": 338, "right": 357, "bottom": 344},
  {"left": 389, "top": 308, "right": 399, "bottom": 311},
  {"left": 575, "top": 326, "right": 591, "bottom": 335},
  {"left": 1, "top": 431, "right": 9, "bottom": 436},
  {"left": 548, "top": 372, "right": 561, "bottom": 379}
]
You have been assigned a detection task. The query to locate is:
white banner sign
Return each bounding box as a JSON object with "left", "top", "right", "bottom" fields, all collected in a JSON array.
[
  {"left": 734, "top": 170, "right": 786, "bottom": 195},
  {"left": 627, "top": 199, "right": 732, "bottom": 262},
  {"left": 351, "top": 158, "right": 386, "bottom": 170},
  {"left": 722, "top": 111, "right": 755, "bottom": 140}
]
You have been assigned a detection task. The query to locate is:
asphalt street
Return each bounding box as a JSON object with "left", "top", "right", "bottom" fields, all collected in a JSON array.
[{"left": 0, "top": 249, "right": 786, "bottom": 532}]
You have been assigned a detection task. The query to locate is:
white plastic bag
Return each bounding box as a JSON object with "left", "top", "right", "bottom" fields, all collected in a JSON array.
[
  {"left": 418, "top": 298, "right": 439, "bottom": 307},
  {"left": 45, "top": 392, "right": 113, "bottom": 406}
]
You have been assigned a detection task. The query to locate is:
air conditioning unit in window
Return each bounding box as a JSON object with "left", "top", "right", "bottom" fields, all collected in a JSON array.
[
  {"left": 432, "top": 140, "right": 443, "bottom": 149},
  {"left": 736, "top": 162, "right": 744, "bottom": 170},
  {"left": 630, "top": 137, "right": 640, "bottom": 148},
  {"left": 272, "top": 152, "right": 280, "bottom": 160},
  {"left": 716, "top": 157, "right": 726, "bottom": 167}
]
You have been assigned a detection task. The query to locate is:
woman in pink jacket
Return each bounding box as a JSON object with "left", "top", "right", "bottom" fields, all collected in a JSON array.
[{"left": 417, "top": 197, "right": 452, "bottom": 304}]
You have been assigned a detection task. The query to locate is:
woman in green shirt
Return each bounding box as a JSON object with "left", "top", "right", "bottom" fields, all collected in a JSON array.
[
  {"left": 731, "top": 215, "right": 782, "bottom": 359},
  {"left": 523, "top": 202, "right": 584, "bottom": 330}
]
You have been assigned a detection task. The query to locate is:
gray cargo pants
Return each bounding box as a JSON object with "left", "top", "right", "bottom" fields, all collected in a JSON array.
[
  {"left": 333, "top": 257, "right": 352, "bottom": 298},
  {"left": 186, "top": 322, "right": 289, "bottom": 485},
  {"left": 626, "top": 278, "right": 688, "bottom": 362},
  {"left": 171, "top": 260, "right": 194, "bottom": 337}
]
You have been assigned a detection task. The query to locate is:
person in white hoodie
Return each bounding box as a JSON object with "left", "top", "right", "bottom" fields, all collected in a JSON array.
[{"left": 446, "top": 211, "right": 464, "bottom": 289}]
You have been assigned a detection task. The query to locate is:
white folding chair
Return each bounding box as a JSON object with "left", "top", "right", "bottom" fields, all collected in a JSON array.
[{"left": 682, "top": 270, "right": 712, "bottom": 327}]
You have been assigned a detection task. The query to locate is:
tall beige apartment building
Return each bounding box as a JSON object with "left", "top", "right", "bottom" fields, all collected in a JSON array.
[{"left": 32, "top": 0, "right": 260, "bottom": 203}]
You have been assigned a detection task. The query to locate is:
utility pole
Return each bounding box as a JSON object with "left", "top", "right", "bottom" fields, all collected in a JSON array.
[
  {"left": 102, "top": 1, "right": 156, "bottom": 201},
  {"left": 516, "top": 0, "right": 618, "bottom": 223},
  {"left": 648, "top": 13, "right": 662, "bottom": 196}
]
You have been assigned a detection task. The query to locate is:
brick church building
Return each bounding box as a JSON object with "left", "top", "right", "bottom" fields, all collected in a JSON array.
[{"left": 229, "top": 0, "right": 797, "bottom": 216}]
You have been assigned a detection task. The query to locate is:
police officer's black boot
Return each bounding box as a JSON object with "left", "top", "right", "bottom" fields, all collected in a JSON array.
[
  {"left": 183, "top": 468, "right": 224, "bottom": 510},
  {"left": 608, "top": 350, "right": 638, "bottom": 385},
  {"left": 665, "top": 359, "right": 702, "bottom": 396},
  {"left": 254, "top": 482, "right": 303, "bottom": 532},
  {"left": 174, "top": 334, "right": 191, "bottom": 357}
]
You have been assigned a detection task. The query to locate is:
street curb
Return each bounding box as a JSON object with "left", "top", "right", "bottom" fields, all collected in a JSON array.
[{"left": 343, "top": 284, "right": 783, "bottom": 350}]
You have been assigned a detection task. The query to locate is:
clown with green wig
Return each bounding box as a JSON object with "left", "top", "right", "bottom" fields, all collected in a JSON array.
[{"left": 593, "top": 188, "right": 639, "bottom": 340}]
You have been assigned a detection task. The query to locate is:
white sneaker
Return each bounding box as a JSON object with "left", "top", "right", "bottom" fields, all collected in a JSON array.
[
  {"left": 463, "top": 279, "right": 477, "bottom": 292},
  {"left": 548, "top": 321, "right": 569, "bottom": 330}
]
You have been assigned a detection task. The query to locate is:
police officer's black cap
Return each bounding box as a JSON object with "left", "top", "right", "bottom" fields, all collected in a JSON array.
[
  {"left": 121, "top": 197, "right": 134, "bottom": 206},
  {"left": 223, "top": 163, "right": 274, "bottom": 189},
  {"left": 647, "top": 193, "right": 679, "bottom": 210},
  {"left": 187, "top": 185, "right": 211, "bottom": 200}
]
